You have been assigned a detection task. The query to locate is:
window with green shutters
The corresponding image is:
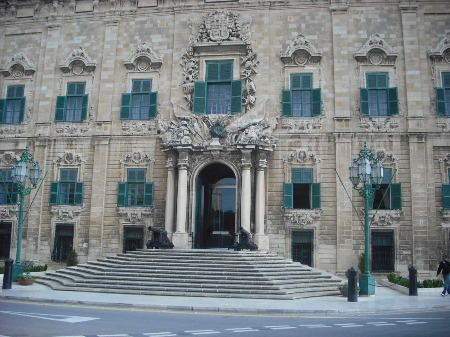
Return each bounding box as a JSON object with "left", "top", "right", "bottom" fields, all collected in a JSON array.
[
  {"left": 50, "top": 168, "right": 83, "bottom": 205},
  {"left": 371, "top": 168, "right": 402, "bottom": 210},
  {"left": 0, "top": 169, "right": 18, "bottom": 205},
  {"left": 443, "top": 168, "right": 450, "bottom": 210},
  {"left": 117, "top": 169, "right": 154, "bottom": 207},
  {"left": 436, "top": 72, "right": 450, "bottom": 116},
  {"left": 360, "top": 73, "right": 398, "bottom": 116},
  {"left": 193, "top": 61, "right": 242, "bottom": 115},
  {"left": 283, "top": 168, "right": 321, "bottom": 209},
  {"left": 55, "top": 82, "right": 88, "bottom": 122},
  {"left": 0, "top": 85, "right": 26, "bottom": 124},
  {"left": 282, "top": 74, "right": 321, "bottom": 117},
  {"left": 121, "top": 79, "right": 158, "bottom": 120}
]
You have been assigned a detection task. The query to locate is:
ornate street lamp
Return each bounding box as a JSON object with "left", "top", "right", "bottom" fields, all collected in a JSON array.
[
  {"left": 11, "top": 146, "right": 42, "bottom": 281},
  {"left": 349, "top": 142, "right": 384, "bottom": 296}
]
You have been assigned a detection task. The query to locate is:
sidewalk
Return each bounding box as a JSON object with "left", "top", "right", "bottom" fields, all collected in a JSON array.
[{"left": 1, "top": 274, "right": 450, "bottom": 315}]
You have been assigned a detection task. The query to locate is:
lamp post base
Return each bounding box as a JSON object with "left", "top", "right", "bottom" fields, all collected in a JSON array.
[
  {"left": 359, "top": 273, "right": 376, "bottom": 296},
  {"left": 12, "top": 262, "right": 23, "bottom": 282}
]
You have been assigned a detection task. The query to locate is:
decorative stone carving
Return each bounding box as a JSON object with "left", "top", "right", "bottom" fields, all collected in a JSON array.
[
  {"left": 281, "top": 117, "right": 323, "bottom": 133},
  {"left": 369, "top": 209, "right": 403, "bottom": 227},
  {"left": 283, "top": 209, "right": 323, "bottom": 226},
  {"left": 120, "top": 151, "right": 155, "bottom": 181},
  {"left": 354, "top": 34, "right": 398, "bottom": 65},
  {"left": 60, "top": 46, "right": 97, "bottom": 74},
  {"left": 117, "top": 206, "right": 154, "bottom": 224},
  {"left": 51, "top": 205, "right": 83, "bottom": 222},
  {"left": 0, "top": 125, "right": 27, "bottom": 135},
  {"left": 360, "top": 117, "right": 400, "bottom": 132},
  {"left": 441, "top": 209, "right": 450, "bottom": 223},
  {"left": 0, "top": 52, "right": 36, "bottom": 78},
  {"left": 53, "top": 151, "right": 85, "bottom": 180},
  {"left": 55, "top": 124, "right": 90, "bottom": 135},
  {"left": 121, "top": 121, "right": 157, "bottom": 135},
  {"left": 439, "top": 153, "right": 450, "bottom": 184},
  {"left": 124, "top": 42, "right": 163, "bottom": 71},
  {"left": 0, "top": 151, "right": 19, "bottom": 166},
  {"left": 375, "top": 148, "right": 399, "bottom": 165},
  {"left": 429, "top": 33, "right": 450, "bottom": 64},
  {"left": 436, "top": 118, "right": 450, "bottom": 132},
  {"left": 0, "top": 206, "right": 18, "bottom": 221},
  {"left": 281, "top": 33, "right": 323, "bottom": 66},
  {"left": 285, "top": 148, "right": 321, "bottom": 165}
]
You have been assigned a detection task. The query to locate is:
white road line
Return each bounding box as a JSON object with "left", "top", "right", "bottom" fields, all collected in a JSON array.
[
  {"left": 185, "top": 330, "right": 221, "bottom": 335},
  {"left": 367, "top": 323, "right": 396, "bottom": 326},
  {"left": 225, "top": 327, "right": 259, "bottom": 332},
  {"left": 334, "top": 323, "right": 364, "bottom": 327},
  {"left": 299, "top": 324, "right": 332, "bottom": 328},
  {"left": 264, "top": 325, "right": 297, "bottom": 330},
  {"left": 97, "top": 335, "right": 131, "bottom": 337},
  {"left": 405, "top": 322, "right": 427, "bottom": 325},
  {"left": 143, "top": 333, "right": 177, "bottom": 337},
  {"left": 0, "top": 310, "right": 99, "bottom": 323}
]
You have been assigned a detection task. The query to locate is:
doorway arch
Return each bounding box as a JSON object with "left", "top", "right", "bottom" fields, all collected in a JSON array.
[{"left": 194, "top": 163, "right": 237, "bottom": 249}]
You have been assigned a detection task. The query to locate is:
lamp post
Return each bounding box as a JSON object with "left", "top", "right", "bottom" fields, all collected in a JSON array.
[
  {"left": 349, "top": 142, "right": 384, "bottom": 296},
  {"left": 11, "top": 146, "right": 42, "bottom": 281}
]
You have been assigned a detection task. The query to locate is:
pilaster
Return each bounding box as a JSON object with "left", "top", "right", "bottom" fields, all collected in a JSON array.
[
  {"left": 240, "top": 149, "right": 253, "bottom": 233},
  {"left": 173, "top": 148, "right": 190, "bottom": 249},
  {"left": 254, "top": 150, "right": 269, "bottom": 251}
]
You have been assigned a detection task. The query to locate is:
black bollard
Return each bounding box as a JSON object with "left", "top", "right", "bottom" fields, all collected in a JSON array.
[
  {"left": 409, "top": 266, "right": 418, "bottom": 296},
  {"left": 347, "top": 267, "right": 358, "bottom": 302},
  {"left": 2, "top": 258, "right": 13, "bottom": 289}
]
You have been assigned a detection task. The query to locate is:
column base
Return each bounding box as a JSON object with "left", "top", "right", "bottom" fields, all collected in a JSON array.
[
  {"left": 359, "top": 273, "right": 376, "bottom": 296},
  {"left": 252, "top": 234, "right": 269, "bottom": 251},
  {"left": 171, "top": 232, "right": 190, "bottom": 249}
]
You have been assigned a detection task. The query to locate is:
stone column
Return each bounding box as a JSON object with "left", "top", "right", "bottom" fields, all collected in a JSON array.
[
  {"left": 253, "top": 150, "right": 269, "bottom": 251},
  {"left": 240, "top": 149, "right": 253, "bottom": 233},
  {"left": 172, "top": 149, "right": 190, "bottom": 248},
  {"left": 164, "top": 152, "right": 176, "bottom": 235},
  {"left": 88, "top": 137, "right": 110, "bottom": 260}
]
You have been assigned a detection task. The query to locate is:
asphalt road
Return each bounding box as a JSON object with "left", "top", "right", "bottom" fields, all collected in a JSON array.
[{"left": 0, "top": 300, "right": 449, "bottom": 337}]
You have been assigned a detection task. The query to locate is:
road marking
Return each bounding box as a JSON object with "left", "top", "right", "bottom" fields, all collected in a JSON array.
[
  {"left": 97, "top": 335, "right": 131, "bottom": 337},
  {"left": 405, "top": 322, "right": 427, "bottom": 324},
  {"left": 299, "top": 324, "right": 331, "bottom": 328},
  {"left": 143, "top": 333, "right": 177, "bottom": 337},
  {"left": 366, "top": 322, "right": 396, "bottom": 326},
  {"left": 264, "top": 325, "right": 297, "bottom": 330},
  {"left": 225, "top": 327, "right": 259, "bottom": 332},
  {"left": 0, "top": 310, "right": 99, "bottom": 323},
  {"left": 185, "top": 330, "right": 220, "bottom": 335},
  {"left": 334, "top": 323, "right": 364, "bottom": 327}
]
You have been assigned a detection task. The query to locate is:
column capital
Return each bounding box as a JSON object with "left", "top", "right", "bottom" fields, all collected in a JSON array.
[
  {"left": 256, "top": 150, "right": 268, "bottom": 170},
  {"left": 241, "top": 149, "right": 253, "bottom": 168},
  {"left": 166, "top": 152, "right": 177, "bottom": 170},
  {"left": 177, "top": 149, "right": 190, "bottom": 169}
]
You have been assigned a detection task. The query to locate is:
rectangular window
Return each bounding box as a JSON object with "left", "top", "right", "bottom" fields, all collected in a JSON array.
[
  {"left": 0, "top": 169, "right": 18, "bottom": 205},
  {"left": 123, "top": 226, "right": 144, "bottom": 253},
  {"left": 0, "top": 85, "right": 25, "bottom": 124},
  {"left": 292, "top": 230, "right": 314, "bottom": 266},
  {"left": 193, "top": 61, "right": 242, "bottom": 115},
  {"left": 50, "top": 169, "right": 83, "bottom": 206},
  {"left": 52, "top": 224, "right": 74, "bottom": 262},
  {"left": 55, "top": 82, "right": 88, "bottom": 122},
  {"left": 0, "top": 222, "right": 12, "bottom": 259},
  {"left": 121, "top": 79, "right": 157, "bottom": 120},
  {"left": 371, "top": 168, "right": 402, "bottom": 210},
  {"left": 117, "top": 169, "right": 154, "bottom": 207},
  {"left": 372, "top": 230, "right": 395, "bottom": 272},
  {"left": 437, "top": 72, "right": 450, "bottom": 116},
  {"left": 284, "top": 168, "right": 321, "bottom": 209},
  {"left": 443, "top": 168, "right": 450, "bottom": 210},
  {"left": 282, "top": 74, "right": 321, "bottom": 117},
  {"left": 360, "top": 73, "right": 398, "bottom": 116}
]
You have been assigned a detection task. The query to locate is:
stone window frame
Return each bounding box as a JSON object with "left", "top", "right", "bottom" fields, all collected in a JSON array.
[{"left": 0, "top": 77, "right": 34, "bottom": 128}]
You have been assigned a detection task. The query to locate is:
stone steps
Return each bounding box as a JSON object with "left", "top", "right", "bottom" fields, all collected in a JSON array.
[{"left": 36, "top": 249, "right": 342, "bottom": 299}]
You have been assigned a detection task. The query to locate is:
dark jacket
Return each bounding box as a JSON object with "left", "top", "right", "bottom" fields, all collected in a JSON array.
[{"left": 437, "top": 259, "right": 450, "bottom": 277}]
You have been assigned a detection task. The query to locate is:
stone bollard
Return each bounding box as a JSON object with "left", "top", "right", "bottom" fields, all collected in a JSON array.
[
  {"left": 409, "top": 266, "right": 418, "bottom": 296},
  {"left": 347, "top": 267, "right": 358, "bottom": 302},
  {"left": 2, "top": 258, "right": 13, "bottom": 289}
]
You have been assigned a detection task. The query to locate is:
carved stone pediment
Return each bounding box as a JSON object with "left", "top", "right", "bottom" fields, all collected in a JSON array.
[
  {"left": 51, "top": 205, "right": 83, "bottom": 222},
  {"left": 60, "top": 46, "right": 97, "bottom": 74},
  {"left": 281, "top": 117, "right": 323, "bottom": 133},
  {"left": 124, "top": 43, "right": 163, "bottom": 71},
  {"left": 281, "top": 34, "right": 323, "bottom": 66},
  {"left": 0, "top": 52, "right": 36, "bottom": 78},
  {"left": 0, "top": 205, "right": 18, "bottom": 221},
  {"left": 283, "top": 209, "right": 323, "bottom": 227},
  {"left": 285, "top": 148, "right": 321, "bottom": 165},
  {"left": 53, "top": 151, "right": 86, "bottom": 166},
  {"left": 360, "top": 116, "right": 400, "bottom": 132},
  {"left": 429, "top": 33, "right": 450, "bottom": 63},
  {"left": 355, "top": 34, "right": 398, "bottom": 65},
  {"left": 369, "top": 209, "right": 403, "bottom": 227},
  {"left": 0, "top": 151, "right": 19, "bottom": 166},
  {"left": 117, "top": 206, "right": 154, "bottom": 224}
]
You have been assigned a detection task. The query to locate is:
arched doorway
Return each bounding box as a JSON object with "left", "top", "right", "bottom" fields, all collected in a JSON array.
[{"left": 195, "top": 163, "right": 237, "bottom": 249}]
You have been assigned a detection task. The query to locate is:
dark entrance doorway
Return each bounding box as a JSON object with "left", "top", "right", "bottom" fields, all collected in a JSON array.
[
  {"left": 123, "top": 226, "right": 144, "bottom": 253},
  {"left": 195, "top": 163, "right": 237, "bottom": 249},
  {"left": 52, "top": 224, "right": 74, "bottom": 262},
  {"left": 0, "top": 222, "right": 12, "bottom": 259}
]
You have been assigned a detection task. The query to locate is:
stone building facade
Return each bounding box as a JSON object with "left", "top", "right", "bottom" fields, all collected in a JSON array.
[{"left": 1, "top": 0, "right": 449, "bottom": 275}]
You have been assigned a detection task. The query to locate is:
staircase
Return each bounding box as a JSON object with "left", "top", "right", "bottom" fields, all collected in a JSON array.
[{"left": 36, "top": 250, "right": 342, "bottom": 299}]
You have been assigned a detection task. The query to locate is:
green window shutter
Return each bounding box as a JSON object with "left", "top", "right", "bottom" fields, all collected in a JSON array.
[
  {"left": 219, "top": 62, "right": 232, "bottom": 81},
  {"left": 292, "top": 168, "right": 313, "bottom": 183},
  {"left": 292, "top": 169, "right": 302, "bottom": 183},
  {"left": 388, "top": 87, "right": 399, "bottom": 115},
  {"left": 81, "top": 94, "right": 88, "bottom": 120},
  {"left": 144, "top": 182, "right": 154, "bottom": 206},
  {"left": 149, "top": 92, "right": 157, "bottom": 118},
  {"left": 0, "top": 99, "right": 5, "bottom": 123},
  {"left": 67, "top": 83, "right": 77, "bottom": 95},
  {"left": 291, "top": 74, "right": 302, "bottom": 89},
  {"left": 11, "top": 183, "right": 19, "bottom": 204},
  {"left": 193, "top": 81, "right": 207, "bottom": 114},
  {"left": 50, "top": 182, "right": 59, "bottom": 205},
  {"left": 366, "top": 74, "right": 378, "bottom": 88},
  {"left": 311, "top": 183, "right": 321, "bottom": 209},
  {"left": 442, "top": 184, "right": 450, "bottom": 210},
  {"left": 55, "top": 96, "right": 66, "bottom": 121},
  {"left": 117, "top": 182, "right": 127, "bottom": 207},
  {"left": 390, "top": 183, "right": 402, "bottom": 210},
  {"left": 18, "top": 96, "right": 26, "bottom": 123},
  {"left": 282, "top": 90, "right": 292, "bottom": 116},
  {"left": 207, "top": 63, "right": 219, "bottom": 81},
  {"left": 121, "top": 93, "right": 132, "bottom": 119},
  {"left": 360, "top": 88, "right": 369, "bottom": 115},
  {"left": 312, "top": 88, "right": 322, "bottom": 116},
  {"left": 231, "top": 80, "right": 242, "bottom": 114},
  {"left": 283, "top": 183, "right": 293, "bottom": 209},
  {"left": 436, "top": 88, "right": 446, "bottom": 116},
  {"left": 74, "top": 182, "right": 83, "bottom": 205}
]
